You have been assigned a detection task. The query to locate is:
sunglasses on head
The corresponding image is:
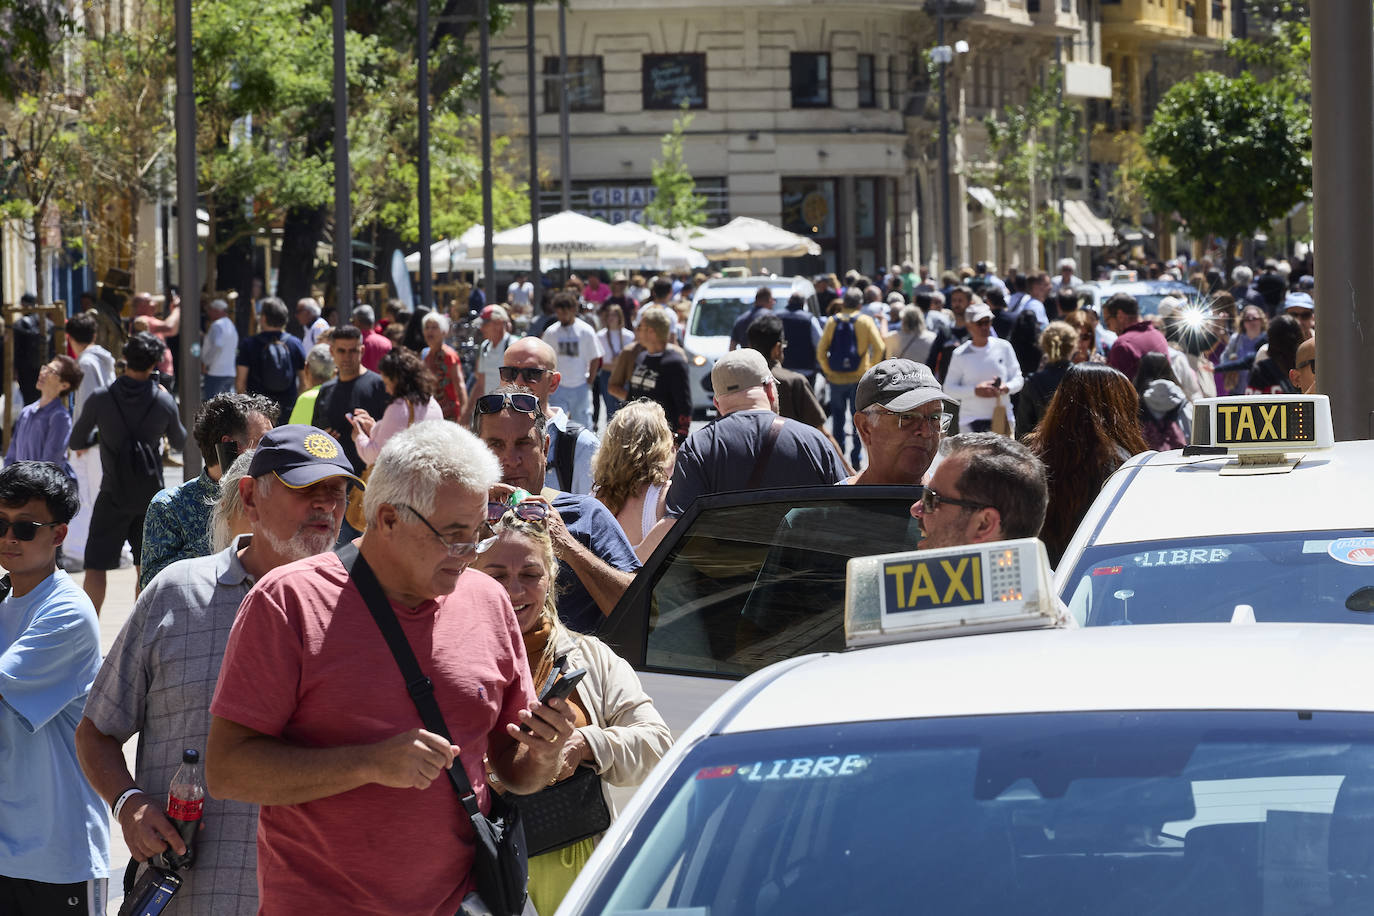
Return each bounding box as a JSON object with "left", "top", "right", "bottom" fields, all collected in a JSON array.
[
  {"left": 475, "top": 393, "right": 540, "bottom": 415},
  {"left": 499, "top": 366, "right": 547, "bottom": 384},
  {"left": 487, "top": 500, "right": 551, "bottom": 525},
  {"left": 0, "top": 519, "right": 59, "bottom": 541}
]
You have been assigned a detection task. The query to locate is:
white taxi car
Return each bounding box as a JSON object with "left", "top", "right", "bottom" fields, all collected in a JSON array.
[
  {"left": 556, "top": 539, "right": 1374, "bottom": 916},
  {"left": 1056, "top": 394, "right": 1374, "bottom": 626}
]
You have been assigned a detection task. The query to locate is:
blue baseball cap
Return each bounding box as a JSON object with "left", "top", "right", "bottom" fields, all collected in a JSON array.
[
  {"left": 1284, "top": 291, "right": 1315, "bottom": 314},
  {"left": 246, "top": 425, "right": 364, "bottom": 489}
]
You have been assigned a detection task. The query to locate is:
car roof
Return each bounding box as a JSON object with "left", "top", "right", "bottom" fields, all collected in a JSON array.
[
  {"left": 696, "top": 276, "right": 814, "bottom": 296},
  {"left": 708, "top": 623, "right": 1374, "bottom": 735},
  {"left": 1074, "top": 440, "right": 1374, "bottom": 547}
]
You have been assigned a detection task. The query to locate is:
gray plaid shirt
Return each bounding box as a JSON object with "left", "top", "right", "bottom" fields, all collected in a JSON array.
[{"left": 84, "top": 536, "right": 259, "bottom": 915}]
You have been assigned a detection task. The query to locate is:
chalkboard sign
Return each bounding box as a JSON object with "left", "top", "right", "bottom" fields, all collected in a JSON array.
[{"left": 642, "top": 54, "right": 708, "bottom": 110}]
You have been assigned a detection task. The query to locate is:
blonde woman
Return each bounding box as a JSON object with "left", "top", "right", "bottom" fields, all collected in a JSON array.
[
  {"left": 1015, "top": 321, "right": 1077, "bottom": 437},
  {"left": 475, "top": 508, "right": 671, "bottom": 916},
  {"left": 591, "top": 399, "right": 675, "bottom": 562}
]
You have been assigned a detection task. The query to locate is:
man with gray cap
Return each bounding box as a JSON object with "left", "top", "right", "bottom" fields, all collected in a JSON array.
[
  {"left": 846, "top": 359, "right": 954, "bottom": 486},
  {"left": 664, "top": 349, "right": 845, "bottom": 518}
]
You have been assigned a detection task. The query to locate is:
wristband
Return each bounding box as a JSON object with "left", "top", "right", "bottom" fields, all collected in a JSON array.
[{"left": 112, "top": 787, "right": 143, "bottom": 819}]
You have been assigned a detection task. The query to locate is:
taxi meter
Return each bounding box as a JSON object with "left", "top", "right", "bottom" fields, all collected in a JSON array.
[
  {"left": 845, "top": 538, "right": 1069, "bottom": 648},
  {"left": 1189, "top": 395, "right": 1334, "bottom": 470}
]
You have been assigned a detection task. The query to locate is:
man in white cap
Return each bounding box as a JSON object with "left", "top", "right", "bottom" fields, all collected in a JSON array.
[
  {"left": 944, "top": 302, "right": 1023, "bottom": 435},
  {"left": 664, "top": 349, "right": 845, "bottom": 519},
  {"left": 847, "top": 359, "right": 956, "bottom": 486},
  {"left": 1050, "top": 257, "right": 1081, "bottom": 292}
]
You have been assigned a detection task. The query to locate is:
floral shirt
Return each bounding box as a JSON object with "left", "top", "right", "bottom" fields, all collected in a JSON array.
[{"left": 140, "top": 470, "right": 218, "bottom": 589}]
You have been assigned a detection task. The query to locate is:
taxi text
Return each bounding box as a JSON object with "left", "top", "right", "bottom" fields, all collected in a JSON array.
[
  {"left": 1215, "top": 401, "right": 1312, "bottom": 445},
  {"left": 883, "top": 553, "right": 983, "bottom": 613}
]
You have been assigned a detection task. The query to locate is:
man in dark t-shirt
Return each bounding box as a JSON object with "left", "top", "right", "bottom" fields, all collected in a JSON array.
[
  {"left": 728, "top": 286, "right": 774, "bottom": 351},
  {"left": 237, "top": 297, "right": 306, "bottom": 419},
  {"left": 309, "top": 326, "right": 389, "bottom": 475}
]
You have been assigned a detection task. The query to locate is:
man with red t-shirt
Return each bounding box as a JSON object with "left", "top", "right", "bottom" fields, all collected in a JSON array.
[{"left": 207, "top": 421, "right": 575, "bottom": 916}]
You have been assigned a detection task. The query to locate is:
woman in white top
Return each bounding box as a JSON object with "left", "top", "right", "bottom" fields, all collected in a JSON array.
[
  {"left": 596, "top": 304, "right": 635, "bottom": 422},
  {"left": 944, "top": 302, "right": 1025, "bottom": 434},
  {"left": 348, "top": 348, "right": 445, "bottom": 465},
  {"left": 591, "top": 399, "right": 675, "bottom": 563}
]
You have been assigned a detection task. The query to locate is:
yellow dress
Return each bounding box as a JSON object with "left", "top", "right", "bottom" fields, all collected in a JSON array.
[{"left": 528, "top": 836, "right": 598, "bottom": 915}]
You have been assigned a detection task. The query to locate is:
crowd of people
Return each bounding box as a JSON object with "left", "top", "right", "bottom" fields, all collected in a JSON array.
[{"left": 0, "top": 249, "right": 1321, "bottom": 915}]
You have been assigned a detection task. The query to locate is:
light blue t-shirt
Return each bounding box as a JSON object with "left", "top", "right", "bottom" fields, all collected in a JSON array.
[{"left": 0, "top": 568, "right": 109, "bottom": 883}]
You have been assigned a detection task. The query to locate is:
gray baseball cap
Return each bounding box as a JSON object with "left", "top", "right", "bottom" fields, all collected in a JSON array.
[{"left": 856, "top": 359, "right": 955, "bottom": 413}]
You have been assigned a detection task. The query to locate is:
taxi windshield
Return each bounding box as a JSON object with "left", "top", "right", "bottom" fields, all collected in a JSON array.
[
  {"left": 580, "top": 712, "right": 1374, "bottom": 916},
  {"left": 1062, "top": 531, "right": 1374, "bottom": 626}
]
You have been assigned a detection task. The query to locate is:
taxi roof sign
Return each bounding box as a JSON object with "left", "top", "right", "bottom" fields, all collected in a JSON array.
[
  {"left": 845, "top": 538, "right": 1069, "bottom": 649},
  {"left": 1190, "top": 395, "right": 1334, "bottom": 454}
]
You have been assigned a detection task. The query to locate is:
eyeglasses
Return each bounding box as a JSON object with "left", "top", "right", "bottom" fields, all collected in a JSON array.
[
  {"left": 400, "top": 504, "right": 493, "bottom": 559},
  {"left": 486, "top": 500, "right": 551, "bottom": 525},
  {"left": 1288, "top": 310, "right": 1314, "bottom": 320},
  {"left": 1297, "top": 358, "right": 1316, "bottom": 372},
  {"left": 475, "top": 392, "right": 540, "bottom": 415},
  {"left": 498, "top": 366, "right": 548, "bottom": 384},
  {"left": 878, "top": 408, "right": 952, "bottom": 434},
  {"left": 919, "top": 486, "right": 991, "bottom": 514},
  {"left": 0, "top": 519, "right": 60, "bottom": 541}
]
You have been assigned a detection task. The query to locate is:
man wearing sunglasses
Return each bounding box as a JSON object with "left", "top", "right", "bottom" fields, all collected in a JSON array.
[
  {"left": 207, "top": 422, "right": 574, "bottom": 916},
  {"left": 78, "top": 424, "right": 359, "bottom": 911},
  {"left": 502, "top": 337, "right": 601, "bottom": 494},
  {"left": 912, "top": 433, "right": 1047, "bottom": 551},
  {"left": 1290, "top": 336, "right": 1317, "bottom": 394},
  {"left": 847, "top": 359, "right": 955, "bottom": 486},
  {"left": 0, "top": 462, "right": 108, "bottom": 915},
  {"left": 476, "top": 388, "right": 638, "bottom": 633}
]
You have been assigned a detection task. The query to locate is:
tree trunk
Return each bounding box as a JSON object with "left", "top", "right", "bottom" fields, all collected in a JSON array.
[
  {"left": 278, "top": 203, "right": 328, "bottom": 316},
  {"left": 30, "top": 213, "right": 46, "bottom": 302},
  {"left": 127, "top": 191, "right": 141, "bottom": 289}
]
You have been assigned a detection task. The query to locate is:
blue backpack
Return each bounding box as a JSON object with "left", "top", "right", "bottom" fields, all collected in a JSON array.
[
  {"left": 827, "top": 315, "right": 861, "bottom": 373},
  {"left": 258, "top": 334, "right": 295, "bottom": 394}
]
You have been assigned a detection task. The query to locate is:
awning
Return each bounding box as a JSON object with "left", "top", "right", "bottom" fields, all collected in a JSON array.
[
  {"left": 1053, "top": 199, "right": 1117, "bottom": 248},
  {"left": 967, "top": 186, "right": 1016, "bottom": 219}
]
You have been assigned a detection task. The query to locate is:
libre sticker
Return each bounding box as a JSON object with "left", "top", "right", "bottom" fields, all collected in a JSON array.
[{"left": 1328, "top": 537, "right": 1374, "bottom": 567}]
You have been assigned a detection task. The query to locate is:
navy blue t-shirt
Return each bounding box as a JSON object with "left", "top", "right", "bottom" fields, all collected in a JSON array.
[
  {"left": 237, "top": 330, "right": 306, "bottom": 416},
  {"left": 551, "top": 491, "right": 641, "bottom": 633}
]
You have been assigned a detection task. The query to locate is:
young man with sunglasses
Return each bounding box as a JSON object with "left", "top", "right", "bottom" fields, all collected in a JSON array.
[
  {"left": 475, "top": 388, "right": 638, "bottom": 633},
  {"left": 0, "top": 462, "right": 108, "bottom": 915},
  {"left": 911, "top": 433, "right": 1047, "bottom": 551},
  {"left": 502, "top": 337, "right": 601, "bottom": 494}
]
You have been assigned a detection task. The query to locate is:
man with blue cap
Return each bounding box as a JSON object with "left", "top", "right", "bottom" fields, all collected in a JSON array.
[
  {"left": 77, "top": 424, "right": 360, "bottom": 913},
  {"left": 1283, "top": 291, "right": 1315, "bottom": 340}
]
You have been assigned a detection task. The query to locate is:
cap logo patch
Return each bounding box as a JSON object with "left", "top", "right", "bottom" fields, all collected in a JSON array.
[{"left": 303, "top": 433, "right": 340, "bottom": 459}]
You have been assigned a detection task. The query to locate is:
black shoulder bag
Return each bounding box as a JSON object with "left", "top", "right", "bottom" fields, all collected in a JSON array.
[
  {"left": 338, "top": 542, "right": 529, "bottom": 916},
  {"left": 554, "top": 421, "right": 584, "bottom": 492}
]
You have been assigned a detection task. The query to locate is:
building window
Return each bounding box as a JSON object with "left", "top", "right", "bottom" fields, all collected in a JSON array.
[
  {"left": 642, "top": 53, "right": 708, "bottom": 110},
  {"left": 543, "top": 56, "right": 604, "bottom": 113},
  {"left": 790, "top": 52, "right": 831, "bottom": 108},
  {"left": 858, "top": 54, "right": 876, "bottom": 108},
  {"left": 888, "top": 56, "right": 901, "bottom": 109}
]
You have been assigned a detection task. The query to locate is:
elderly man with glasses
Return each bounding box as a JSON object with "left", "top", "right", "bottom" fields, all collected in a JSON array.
[
  {"left": 846, "top": 359, "right": 955, "bottom": 486},
  {"left": 208, "top": 421, "right": 576, "bottom": 916},
  {"left": 911, "top": 433, "right": 1048, "bottom": 551}
]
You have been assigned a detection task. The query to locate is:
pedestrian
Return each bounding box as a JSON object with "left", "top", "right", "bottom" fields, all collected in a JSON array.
[
  {"left": 287, "top": 343, "right": 336, "bottom": 425},
  {"left": 201, "top": 298, "right": 239, "bottom": 400},
  {"left": 1050, "top": 257, "right": 1082, "bottom": 292},
  {"left": 746, "top": 312, "right": 830, "bottom": 435},
  {"left": 69, "top": 332, "right": 186, "bottom": 613},
  {"left": 132, "top": 292, "right": 180, "bottom": 390},
  {"left": 476, "top": 389, "right": 639, "bottom": 632},
  {"left": 309, "top": 324, "right": 390, "bottom": 480},
  {"left": 1015, "top": 321, "right": 1076, "bottom": 437},
  {"left": 1246, "top": 314, "right": 1301, "bottom": 395},
  {"left": 294, "top": 298, "right": 330, "bottom": 352},
  {"left": 1282, "top": 291, "right": 1315, "bottom": 341},
  {"left": 139, "top": 393, "right": 277, "bottom": 588},
  {"left": 473, "top": 509, "right": 671, "bottom": 915},
  {"left": 817, "top": 288, "right": 885, "bottom": 468},
  {"left": 777, "top": 292, "right": 824, "bottom": 382},
  {"left": 470, "top": 305, "right": 515, "bottom": 408},
  {"left": 542, "top": 292, "right": 601, "bottom": 429},
  {"left": 945, "top": 303, "right": 1023, "bottom": 435},
  {"left": 927, "top": 285, "right": 979, "bottom": 380},
  {"left": 77, "top": 425, "right": 358, "bottom": 914},
  {"left": 885, "top": 305, "right": 935, "bottom": 364},
  {"left": 846, "top": 358, "right": 953, "bottom": 486},
  {"left": 12, "top": 293, "right": 55, "bottom": 404},
  {"left": 620, "top": 306, "right": 693, "bottom": 444},
  {"left": 5, "top": 356, "right": 81, "bottom": 475},
  {"left": 729, "top": 287, "right": 774, "bottom": 351},
  {"left": 0, "top": 461, "right": 108, "bottom": 914},
  {"left": 1103, "top": 292, "right": 1169, "bottom": 382},
  {"left": 1133, "top": 352, "right": 1190, "bottom": 451},
  {"left": 207, "top": 421, "right": 576, "bottom": 916},
  {"left": 1291, "top": 336, "right": 1317, "bottom": 394},
  {"left": 503, "top": 338, "right": 601, "bottom": 495},
  {"left": 1023, "top": 363, "right": 1148, "bottom": 566},
  {"left": 590, "top": 399, "right": 675, "bottom": 561},
  {"left": 507, "top": 272, "right": 534, "bottom": 311},
  {"left": 595, "top": 304, "right": 635, "bottom": 424},
  {"left": 420, "top": 312, "right": 467, "bottom": 422},
  {"left": 235, "top": 297, "right": 306, "bottom": 420},
  {"left": 64, "top": 311, "right": 116, "bottom": 569},
  {"left": 350, "top": 304, "right": 392, "bottom": 372},
  {"left": 349, "top": 348, "right": 445, "bottom": 469},
  {"left": 912, "top": 433, "right": 1047, "bottom": 550}
]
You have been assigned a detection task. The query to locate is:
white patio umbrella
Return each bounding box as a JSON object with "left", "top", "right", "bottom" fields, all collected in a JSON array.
[
  {"left": 710, "top": 216, "right": 822, "bottom": 260},
  {"left": 670, "top": 225, "right": 751, "bottom": 261},
  {"left": 614, "top": 222, "right": 710, "bottom": 270},
  {"left": 491, "top": 211, "right": 651, "bottom": 262},
  {"left": 404, "top": 225, "right": 488, "bottom": 275}
]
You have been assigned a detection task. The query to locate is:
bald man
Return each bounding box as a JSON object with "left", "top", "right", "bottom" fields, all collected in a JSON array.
[
  {"left": 1290, "top": 336, "right": 1316, "bottom": 394},
  {"left": 501, "top": 337, "right": 601, "bottom": 494}
]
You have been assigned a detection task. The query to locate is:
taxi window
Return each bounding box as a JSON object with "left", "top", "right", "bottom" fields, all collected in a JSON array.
[
  {"left": 643, "top": 498, "right": 920, "bottom": 677},
  {"left": 689, "top": 297, "right": 756, "bottom": 337},
  {"left": 581, "top": 711, "right": 1374, "bottom": 916},
  {"left": 1062, "top": 531, "right": 1374, "bottom": 626}
]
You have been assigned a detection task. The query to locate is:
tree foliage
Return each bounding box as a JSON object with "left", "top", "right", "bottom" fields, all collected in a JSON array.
[
  {"left": 643, "top": 105, "right": 707, "bottom": 232},
  {"left": 1141, "top": 70, "right": 1310, "bottom": 253},
  {"left": 0, "top": 0, "right": 75, "bottom": 101}
]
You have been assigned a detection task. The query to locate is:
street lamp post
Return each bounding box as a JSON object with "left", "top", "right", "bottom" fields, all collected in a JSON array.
[
  {"left": 418, "top": 0, "right": 433, "bottom": 310},
  {"left": 173, "top": 0, "right": 202, "bottom": 473},
  {"left": 479, "top": 0, "right": 496, "bottom": 308},
  {"left": 332, "top": 0, "right": 352, "bottom": 325}
]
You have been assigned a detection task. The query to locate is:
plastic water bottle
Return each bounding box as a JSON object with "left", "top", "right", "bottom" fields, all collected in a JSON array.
[{"left": 161, "top": 748, "right": 205, "bottom": 870}]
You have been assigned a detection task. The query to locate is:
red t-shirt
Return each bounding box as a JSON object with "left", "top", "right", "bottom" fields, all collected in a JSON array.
[
  {"left": 360, "top": 328, "right": 393, "bottom": 372},
  {"left": 210, "top": 551, "right": 534, "bottom": 916}
]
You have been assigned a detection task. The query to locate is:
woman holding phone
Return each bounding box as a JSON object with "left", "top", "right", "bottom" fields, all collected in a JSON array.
[{"left": 473, "top": 499, "right": 672, "bottom": 915}]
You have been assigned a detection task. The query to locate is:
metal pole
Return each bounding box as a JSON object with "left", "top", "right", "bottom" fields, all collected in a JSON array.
[
  {"left": 332, "top": 0, "right": 353, "bottom": 325},
  {"left": 173, "top": 0, "right": 202, "bottom": 473},
  {"left": 1311, "top": 2, "right": 1374, "bottom": 438},
  {"left": 418, "top": 0, "right": 433, "bottom": 310},
  {"left": 480, "top": 0, "right": 496, "bottom": 308},
  {"left": 527, "top": 0, "right": 542, "bottom": 307},
  {"left": 938, "top": 3, "right": 952, "bottom": 271},
  {"left": 558, "top": 0, "right": 571, "bottom": 214}
]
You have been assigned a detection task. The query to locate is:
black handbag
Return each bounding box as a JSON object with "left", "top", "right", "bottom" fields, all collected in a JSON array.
[
  {"left": 513, "top": 762, "right": 612, "bottom": 857},
  {"left": 338, "top": 543, "right": 529, "bottom": 916}
]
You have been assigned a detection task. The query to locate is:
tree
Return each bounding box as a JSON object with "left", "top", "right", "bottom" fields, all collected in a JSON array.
[
  {"left": 643, "top": 104, "right": 707, "bottom": 232},
  {"left": 0, "top": 0, "right": 75, "bottom": 102},
  {"left": 1140, "top": 70, "right": 1310, "bottom": 268}
]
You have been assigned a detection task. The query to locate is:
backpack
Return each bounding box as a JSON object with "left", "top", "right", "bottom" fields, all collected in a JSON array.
[
  {"left": 110, "top": 390, "right": 163, "bottom": 488},
  {"left": 553, "top": 422, "right": 584, "bottom": 492},
  {"left": 258, "top": 334, "right": 295, "bottom": 393},
  {"left": 827, "top": 315, "right": 862, "bottom": 373}
]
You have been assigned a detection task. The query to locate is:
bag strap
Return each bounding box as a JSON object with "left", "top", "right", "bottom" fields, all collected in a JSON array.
[
  {"left": 746, "top": 416, "right": 785, "bottom": 489},
  {"left": 336, "top": 542, "right": 483, "bottom": 817},
  {"left": 555, "top": 422, "right": 582, "bottom": 492}
]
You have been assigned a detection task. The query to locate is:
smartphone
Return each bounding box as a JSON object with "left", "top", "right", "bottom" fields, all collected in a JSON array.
[{"left": 540, "top": 667, "right": 587, "bottom": 703}]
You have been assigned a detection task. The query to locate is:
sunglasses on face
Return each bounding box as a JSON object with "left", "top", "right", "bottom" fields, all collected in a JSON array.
[
  {"left": 486, "top": 500, "right": 551, "bottom": 525},
  {"left": 498, "top": 366, "right": 548, "bottom": 384},
  {"left": 1297, "top": 358, "right": 1316, "bottom": 372},
  {"left": 0, "top": 519, "right": 60, "bottom": 541},
  {"left": 475, "top": 393, "right": 540, "bottom": 415},
  {"left": 920, "top": 486, "right": 991, "bottom": 514}
]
